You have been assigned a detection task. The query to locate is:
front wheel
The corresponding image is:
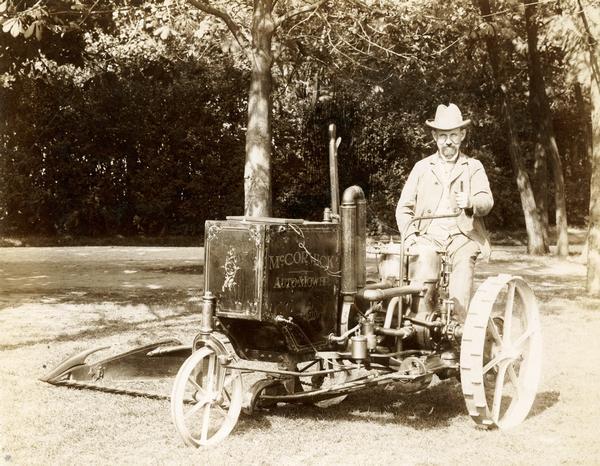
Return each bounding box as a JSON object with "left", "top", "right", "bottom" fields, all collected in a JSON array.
[
  {"left": 171, "top": 346, "right": 243, "bottom": 447},
  {"left": 460, "top": 275, "right": 542, "bottom": 429}
]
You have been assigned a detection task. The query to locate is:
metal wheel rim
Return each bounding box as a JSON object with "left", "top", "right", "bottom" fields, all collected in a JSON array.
[
  {"left": 460, "top": 274, "right": 542, "bottom": 429},
  {"left": 171, "top": 346, "right": 243, "bottom": 447}
]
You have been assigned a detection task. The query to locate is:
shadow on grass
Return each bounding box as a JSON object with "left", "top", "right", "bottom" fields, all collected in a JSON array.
[
  {"left": 0, "top": 235, "right": 203, "bottom": 247},
  {"left": 144, "top": 265, "right": 203, "bottom": 275},
  {"left": 0, "top": 288, "right": 203, "bottom": 311},
  {"left": 240, "top": 379, "right": 466, "bottom": 432},
  {"left": 0, "top": 309, "right": 198, "bottom": 351},
  {"left": 474, "top": 258, "right": 595, "bottom": 314},
  {"left": 236, "top": 384, "right": 560, "bottom": 435},
  {"left": 529, "top": 390, "right": 560, "bottom": 418}
]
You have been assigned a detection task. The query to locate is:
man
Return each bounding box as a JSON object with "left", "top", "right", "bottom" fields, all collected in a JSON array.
[{"left": 396, "top": 103, "right": 493, "bottom": 322}]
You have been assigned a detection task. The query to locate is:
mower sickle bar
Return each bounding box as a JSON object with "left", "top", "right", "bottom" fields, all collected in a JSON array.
[
  {"left": 49, "top": 379, "right": 172, "bottom": 400},
  {"left": 41, "top": 339, "right": 192, "bottom": 389}
]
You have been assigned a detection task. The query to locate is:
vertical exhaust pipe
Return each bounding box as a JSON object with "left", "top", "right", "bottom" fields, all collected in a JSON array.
[
  {"left": 328, "top": 123, "right": 341, "bottom": 218},
  {"left": 341, "top": 198, "right": 356, "bottom": 295},
  {"left": 356, "top": 194, "right": 366, "bottom": 289},
  {"left": 341, "top": 186, "right": 366, "bottom": 295},
  {"left": 330, "top": 124, "right": 366, "bottom": 295}
]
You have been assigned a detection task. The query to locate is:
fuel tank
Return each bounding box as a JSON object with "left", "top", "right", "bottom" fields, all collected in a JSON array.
[{"left": 204, "top": 217, "right": 340, "bottom": 361}]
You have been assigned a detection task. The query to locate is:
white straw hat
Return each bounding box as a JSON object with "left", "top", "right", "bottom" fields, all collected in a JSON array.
[{"left": 425, "top": 103, "right": 471, "bottom": 130}]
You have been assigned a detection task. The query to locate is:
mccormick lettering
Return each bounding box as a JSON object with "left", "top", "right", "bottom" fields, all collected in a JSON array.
[{"left": 268, "top": 251, "right": 336, "bottom": 270}]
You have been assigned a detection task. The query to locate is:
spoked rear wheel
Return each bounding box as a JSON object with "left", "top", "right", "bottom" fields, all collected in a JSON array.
[
  {"left": 171, "top": 346, "right": 243, "bottom": 447},
  {"left": 460, "top": 275, "right": 542, "bottom": 429}
]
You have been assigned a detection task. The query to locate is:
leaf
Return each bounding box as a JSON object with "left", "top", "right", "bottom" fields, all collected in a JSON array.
[
  {"left": 24, "top": 21, "right": 35, "bottom": 38},
  {"left": 194, "top": 21, "right": 209, "bottom": 39},
  {"left": 9, "top": 18, "right": 21, "bottom": 37},
  {"left": 35, "top": 21, "right": 42, "bottom": 40},
  {"left": 2, "top": 18, "right": 16, "bottom": 33},
  {"left": 0, "top": 1, "right": 7, "bottom": 13},
  {"left": 160, "top": 26, "right": 170, "bottom": 40}
]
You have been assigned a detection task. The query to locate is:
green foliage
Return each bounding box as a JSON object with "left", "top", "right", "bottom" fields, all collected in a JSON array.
[
  {"left": 0, "top": 31, "right": 247, "bottom": 235},
  {"left": 0, "top": 0, "right": 594, "bottom": 238},
  {"left": 269, "top": 0, "right": 533, "bottom": 234},
  {"left": 546, "top": 1, "right": 599, "bottom": 87}
]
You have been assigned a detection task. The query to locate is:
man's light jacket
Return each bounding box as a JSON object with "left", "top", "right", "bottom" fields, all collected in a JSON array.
[{"left": 395, "top": 153, "right": 494, "bottom": 260}]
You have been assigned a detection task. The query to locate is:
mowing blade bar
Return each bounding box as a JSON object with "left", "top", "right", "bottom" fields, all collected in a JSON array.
[{"left": 41, "top": 339, "right": 191, "bottom": 384}]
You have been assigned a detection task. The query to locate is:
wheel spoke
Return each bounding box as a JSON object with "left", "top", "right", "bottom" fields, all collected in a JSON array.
[
  {"left": 213, "top": 403, "right": 228, "bottom": 417},
  {"left": 216, "top": 366, "right": 228, "bottom": 395},
  {"left": 503, "top": 282, "right": 516, "bottom": 344},
  {"left": 488, "top": 317, "right": 503, "bottom": 346},
  {"left": 185, "top": 398, "right": 209, "bottom": 419},
  {"left": 200, "top": 402, "right": 212, "bottom": 443},
  {"left": 513, "top": 328, "right": 535, "bottom": 354},
  {"left": 507, "top": 362, "right": 521, "bottom": 399},
  {"left": 188, "top": 376, "right": 202, "bottom": 392},
  {"left": 491, "top": 363, "right": 509, "bottom": 422},
  {"left": 222, "top": 385, "right": 232, "bottom": 403},
  {"left": 204, "top": 354, "right": 216, "bottom": 391},
  {"left": 482, "top": 355, "right": 504, "bottom": 374}
]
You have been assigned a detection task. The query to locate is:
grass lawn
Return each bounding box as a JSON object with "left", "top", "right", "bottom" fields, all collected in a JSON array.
[{"left": 1, "top": 245, "right": 599, "bottom": 465}]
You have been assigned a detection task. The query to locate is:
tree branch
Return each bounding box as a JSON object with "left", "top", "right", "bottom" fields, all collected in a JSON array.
[
  {"left": 274, "top": 0, "right": 328, "bottom": 28},
  {"left": 576, "top": 0, "right": 598, "bottom": 47},
  {"left": 186, "top": 0, "right": 251, "bottom": 57},
  {"left": 320, "top": 13, "right": 377, "bottom": 72},
  {"left": 355, "top": 19, "right": 423, "bottom": 63},
  {"left": 576, "top": 0, "right": 600, "bottom": 93},
  {"left": 76, "top": 0, "right": 100, "bottom": 27}
]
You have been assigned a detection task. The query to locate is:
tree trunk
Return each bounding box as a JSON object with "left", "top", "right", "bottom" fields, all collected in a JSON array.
[
  {"left": 574, "top": 83, "right": 593, "bottom": 163},
  {"left": 525, "top": 1, "right": 569, "bottom": 256},
  {"left": 477, "top": 0, "right": 548, "bottom": 254},
  {"left": 500, "top": 86, "right": 548, "bottom": 254},
  {"left": 526, "top": 0, "right": 548, "bottom": 239},
  {"left": 547, "top": 133, "right": 570, "bottom": 256},
  {"left": 244, "top": 0, "right": 275, "bottom": 217},
  {"left": 575, "top": 0, "right": 600, "bottom": 294},
  {"left": 574, "top": 84, "right": 592, "bottom": 261},
  {"left": 533, "top": 140, "right": 549, "bottom": 242},
  {"left": 587, "top": 60, "right": 600, "bottom": 294}
]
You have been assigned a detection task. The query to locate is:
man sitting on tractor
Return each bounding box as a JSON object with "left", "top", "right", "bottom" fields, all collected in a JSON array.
[{"left": 396, "top": 103, "right": 494, "bottom": 322}]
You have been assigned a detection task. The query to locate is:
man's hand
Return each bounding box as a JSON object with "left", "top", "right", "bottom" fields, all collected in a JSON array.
[{"left": 455, "top": 192, "right": 471, "bottom": 210}]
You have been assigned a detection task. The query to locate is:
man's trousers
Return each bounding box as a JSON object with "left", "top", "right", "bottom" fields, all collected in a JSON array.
[{"left": 407, "top": 234, "right": 480, "bottom": 322}]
